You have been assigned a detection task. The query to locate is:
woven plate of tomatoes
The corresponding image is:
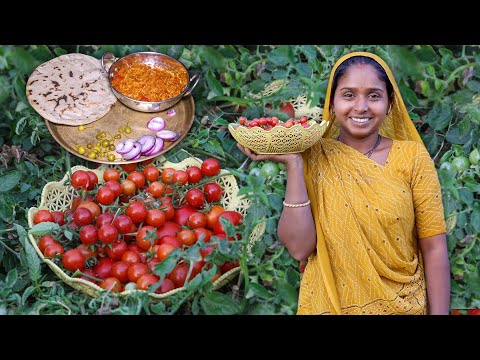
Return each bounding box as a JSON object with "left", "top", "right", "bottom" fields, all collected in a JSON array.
[
  {"left": 228, "top": 116, "right": 329, "bottom": 154},
  {"left": 27, "top": 157, "right": 263, "bottom": 300}
]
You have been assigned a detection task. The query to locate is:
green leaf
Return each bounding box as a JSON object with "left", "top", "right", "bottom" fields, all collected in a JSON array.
[
  {"left": 295, "top": 62, "right": 312, "bottom": 77},
  {"left": 424, "top": 102, "right": 453, "bottom": 131},
  {"left": 389, "top": 46, "right": 423, "bottom": 79},
  {"left": 299, "top": 45, "right": 317, "bottom": 61},
  {"left": 0, "top": 243, "right": 4, "bottom": 264},
  {"left": 246, "top": 302, "right": 276, "bottom": 315},
  {"left": 219, "top": 46, "right": 238, "bottom": 60},
  {"left": 203, "top": 139, "right": 225, "bottom": 158},
  {"left": 201, "top": 47, "right": 226, "bottom": 71},
  {"left": 414, "top": 45, "right": 438, "bottom": 63},
  {"left": 5, "top": 267, "right": 18, "bottom": 288},
  {"left": 214, "top": 117, "right": 229, "bottom": 126},
  {"left": 200, "top": 291, "right": 240, "bottom": 315},
  {"left": 11, "top": 47, "right": 38, "bottom": 76},
  {"left": 0, "top": 170, "right": 21, "bottom": 193},
  {"left": 458, "top": 188, "right": 473, "bottom": 205},
  {"left": 152, "top": 248, "right": 181, "bottom": 280},
  {"left": 23, "top": 235, "right": 41, "bottom": 282},
  {"left": 276, "top": 278, "right": 298, "bottom": 304},
  {"left": 398, "top": 83, "right": 419, "bottom": 107},
  {"left": 14, "top": 76, "right": 28, "bottom": 106},
  {"left": 206, "top": 72, "right": 224, "bottom": 97},
  {"left": 15, "top": 116, "right": 27, "bottom": 135},
  {"left": 53, "top": 48, "right": 67, "bottom": 56},
  {"left": 30, "top": 45, "right": 54, "bottom": 63},
  {"left": 0, "top": 194, "right": 16, "bottom": 223},
  {"left": 28, "top": 222, "right": 60, "bottom": 237},
  {"left": 21, "top": 285, "right": 36, "bottom": 305},
  {"left": 250, "top": 282, "right": 273, "bottom": 300},
  {"left": 267, "top": 47, "right": 290, "bottom": 67},
  {"left": 446, "top": 126, "right": 472, "bottom": 145},
  {"left": 0, "top": 75, "right": 10, "bottom": 105},
  {"left": 471, "top": 208, "right": 480, "bottom": 232}
]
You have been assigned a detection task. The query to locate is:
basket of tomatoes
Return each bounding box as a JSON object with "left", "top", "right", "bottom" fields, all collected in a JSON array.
[
  {"left": 228, "top": 116, "right": 329, "bottom": 154},
  {"left": 27, "top": 156, "right": 263, "bottom": 300}
]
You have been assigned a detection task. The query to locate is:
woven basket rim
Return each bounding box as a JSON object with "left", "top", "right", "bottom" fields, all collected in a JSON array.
[
  {"left": 228, "top": 119, "right": 328, "bottom": 133},
  {"left": 27, "top": 158, "right": 261, "bottom": 300}
]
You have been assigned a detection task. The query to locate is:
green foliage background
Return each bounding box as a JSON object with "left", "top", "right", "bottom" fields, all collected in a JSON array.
[{"left": 0, "top": 45, "right": 479, "bottom": 314}]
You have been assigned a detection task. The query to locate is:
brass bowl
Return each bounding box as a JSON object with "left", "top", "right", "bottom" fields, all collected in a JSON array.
[{"left": 101, "top": 51, "right": 200, "bottom": 112}]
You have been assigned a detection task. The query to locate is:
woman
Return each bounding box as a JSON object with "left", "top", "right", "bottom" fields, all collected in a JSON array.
[{"left": 237, "top": 51, "right": 451, "bottom": 315}]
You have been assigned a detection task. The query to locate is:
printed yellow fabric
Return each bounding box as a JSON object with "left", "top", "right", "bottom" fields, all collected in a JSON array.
[
  {"left": 297, "top": 51, "right": 446, "bottom": 315},
  {"left": 298, "top": 139, "right": 446, "bottom": 314}
]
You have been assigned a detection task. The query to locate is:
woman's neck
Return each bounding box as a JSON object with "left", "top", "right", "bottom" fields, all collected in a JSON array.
[{"left": 336, "top": 132, "right": 382, "bottom": 156}]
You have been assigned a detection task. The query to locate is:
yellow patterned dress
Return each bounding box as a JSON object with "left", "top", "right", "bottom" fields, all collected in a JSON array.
[{"left": 297, "top": 138, "right": 446, "bottom": 314}]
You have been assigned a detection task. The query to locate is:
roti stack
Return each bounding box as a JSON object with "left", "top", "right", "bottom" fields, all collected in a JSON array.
[{"left": 26, "top": 53, "right": 117, "bottom": 125}]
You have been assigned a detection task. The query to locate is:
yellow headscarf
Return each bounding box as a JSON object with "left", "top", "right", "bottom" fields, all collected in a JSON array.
[{"left": 321, "top": 51, "right": 424, "bottom": 144}]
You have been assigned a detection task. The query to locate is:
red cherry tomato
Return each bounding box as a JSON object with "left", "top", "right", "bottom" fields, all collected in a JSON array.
[
  {"left": 34, "top": 209, "right": 55, "bottom": 224},
  {"left": 186, "top": 166, "right": 202, "bottom": 184},
  {"left": 185, "top": 188, "right": 205, "bottom": 208},
  {"left": 203, "top": 182, "right": 222, "bottom": 203},
  {"left": 201, "top": 158, "right": 221, "bottom": 177},
  {"left": 61, "top": 249, "right": 85, "bottom": 272}
]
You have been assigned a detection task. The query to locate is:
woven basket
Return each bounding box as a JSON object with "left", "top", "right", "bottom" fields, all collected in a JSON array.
[
  {"left": 228, "top": 120, "right": 328, "bottom": 154},
  {"left": 27, "top": 157, "right": 265, "bottom": 300}
]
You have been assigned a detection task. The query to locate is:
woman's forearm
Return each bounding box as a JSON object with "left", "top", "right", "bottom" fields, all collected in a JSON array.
[
  {"left": 419, "top": 233, "right": 451, "bottom": 315},
  {"left": 277, "top": 160, "right": 317, "bottom": 261}
]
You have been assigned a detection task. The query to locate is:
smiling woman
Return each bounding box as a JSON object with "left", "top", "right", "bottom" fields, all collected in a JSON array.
[{"left": 236, "top": 51, "right": 451, "bottom": 315}]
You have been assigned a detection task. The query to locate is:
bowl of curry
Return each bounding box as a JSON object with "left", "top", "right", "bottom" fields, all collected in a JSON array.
[{"left": 101, "top": 51, "right": 200, "bottom": 112}]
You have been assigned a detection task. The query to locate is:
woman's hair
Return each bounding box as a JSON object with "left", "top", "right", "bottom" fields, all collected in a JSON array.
[{"left": 330, "top": 56, "right": 394, "bottom": 105}]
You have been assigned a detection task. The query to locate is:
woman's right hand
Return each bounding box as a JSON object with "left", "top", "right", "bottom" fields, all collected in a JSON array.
[{"left": 237, "top": 144, "right": 303, "bottom": 167}]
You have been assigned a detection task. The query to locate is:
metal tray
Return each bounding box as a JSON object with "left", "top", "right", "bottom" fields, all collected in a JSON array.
[{"left": 45, "top": 95, "right": 195, "bottom": 164}]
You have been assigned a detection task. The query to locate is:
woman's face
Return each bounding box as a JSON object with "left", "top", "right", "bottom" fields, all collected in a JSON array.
[{"left": 332, "top": 63, "right": 390, "bottom": 139}]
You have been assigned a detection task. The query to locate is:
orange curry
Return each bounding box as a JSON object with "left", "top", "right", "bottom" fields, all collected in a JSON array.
[{"left": 111, "top": 63, "right": 188, "bottom": 102}]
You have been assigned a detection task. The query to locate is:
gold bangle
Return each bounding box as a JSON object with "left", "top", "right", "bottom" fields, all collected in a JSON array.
[{"left": 283, "top": 200, "right": 311, "bottom": 208}]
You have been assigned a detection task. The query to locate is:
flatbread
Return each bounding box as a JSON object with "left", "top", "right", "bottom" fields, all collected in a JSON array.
[{"left": 26, "top": 53, "right": 117, "bottom": 125}]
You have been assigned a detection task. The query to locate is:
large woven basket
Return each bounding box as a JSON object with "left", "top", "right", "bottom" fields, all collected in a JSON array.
[
  {"left": 27, "top": 157, "right": 265, "bottom": 300},
  {"left": 228, "top": 120, "right": 328, "bottom": 154}
]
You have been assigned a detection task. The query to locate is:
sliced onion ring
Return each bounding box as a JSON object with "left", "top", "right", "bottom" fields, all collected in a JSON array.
[
  {"left": 156, "top": 130, "right": 181, "bottom": 141},
  {"left": 147, "top": 117, "right": 166, "bottom": 132},
  {"left": 115, "top": 139, "right": 135, "bottom": 154},
  {"left": 137, "top": 135, "right": 156, "bottom": 154},
  {"left": 122, "top": 142, "right": 142, "bottom": 160},
  {"left": 144, "top": 137, "right": 164, "bottom": 156}
]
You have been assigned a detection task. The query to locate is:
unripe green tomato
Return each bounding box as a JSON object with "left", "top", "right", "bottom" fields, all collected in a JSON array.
[
  {"left": 469, "top": 148, "right": 480, "bottom": 165},
  {"left": 249, "top": 168, "right": 261, "bottom": 177},
  {"left": 451, "top": 156, "right": 470, "bottom": 172},
  {"left": 260, "top": 162, "right": 280, "bottom": 178},
  {"left": 124, "top": 282, "right": 137, "bottom": 291}
]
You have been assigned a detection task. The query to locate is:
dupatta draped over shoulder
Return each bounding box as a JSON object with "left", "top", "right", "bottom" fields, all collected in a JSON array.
[{"left": 298, "top": 52, "right": 446, "bottom": 315}]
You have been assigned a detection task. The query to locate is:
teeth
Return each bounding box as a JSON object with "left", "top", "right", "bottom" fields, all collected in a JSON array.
[{"left": 351, "top": 117, "right": 370, "bottom": 123}]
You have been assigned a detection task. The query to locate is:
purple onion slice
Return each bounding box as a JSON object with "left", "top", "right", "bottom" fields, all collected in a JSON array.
[
  {"left": 137, "top": 135, "right": 156, "bottom": 154},
  {"left": 147, "top": 117, "right": 166, "bottom": 132},
  {"left": 156, "top": 130, "right": 181, "bottom": 141},
  {"left": 122, "top": 142, "right": 142, "bottom": 160},
  {"left": 144, "top": 137, "right": 164, "bottom": 156},
  {"left": 115, "top": 139, "right": 135, "bottom": 154}
]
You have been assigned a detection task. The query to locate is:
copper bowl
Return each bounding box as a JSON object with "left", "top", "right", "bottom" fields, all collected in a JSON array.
[{"left": 101, "top": 51, "right": 200, "bottom": 112}]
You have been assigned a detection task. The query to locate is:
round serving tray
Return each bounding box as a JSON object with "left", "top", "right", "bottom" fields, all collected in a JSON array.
[{"left": 45, "top": 95, "right": 195, "bottom": 164}]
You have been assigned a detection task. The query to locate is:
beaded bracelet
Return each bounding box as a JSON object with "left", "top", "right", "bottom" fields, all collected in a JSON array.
[{"left": 282, "top": 200, "right": 311, "bottom": 208}]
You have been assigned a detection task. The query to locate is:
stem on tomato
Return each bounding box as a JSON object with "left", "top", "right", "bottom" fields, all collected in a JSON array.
[{"left": 71, "top": 269, "right": 103, "bottom": 283}]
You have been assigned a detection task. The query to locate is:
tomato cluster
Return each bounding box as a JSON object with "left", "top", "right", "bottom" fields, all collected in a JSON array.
[
  {"left": 237, "top": 116, "right": 310, "bottom": 130},
  {"left": 33, "top": 158, "right": 243, "bottom": 294}
]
